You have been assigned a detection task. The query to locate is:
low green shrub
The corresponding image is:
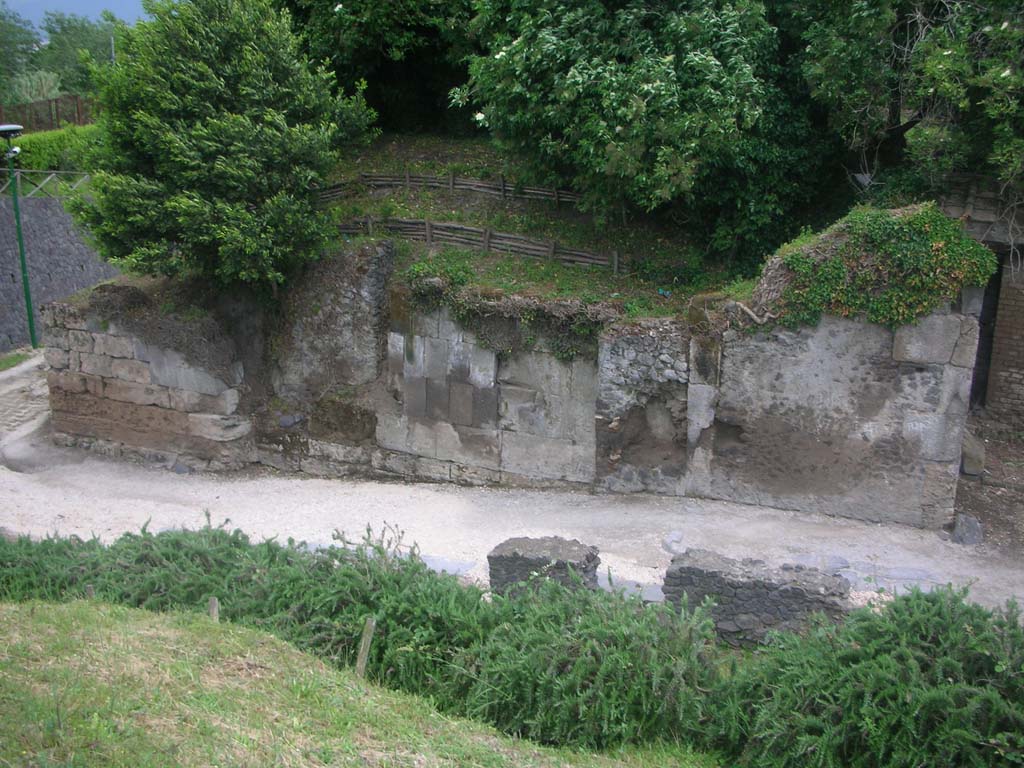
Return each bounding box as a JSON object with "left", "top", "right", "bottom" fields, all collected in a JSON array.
[
  {"left": 773, "top": 203, "right": 998, "bottom": 328},
  {"left": 0, "top": 524, "right": 712, "bottom": 748},
  {"left": 15, "top": 124, "right": 99, "bottom": 171},
  {"left": 706, "top": 588, "right": 1024, "bottom": 768},
  {"left": 457, "top": 579, "right": 715, "bottom": 748}
]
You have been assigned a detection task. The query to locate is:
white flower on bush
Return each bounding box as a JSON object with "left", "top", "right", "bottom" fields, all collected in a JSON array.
[
  {"left": 334, "top": 3, "right": 343, "bottom": 11},
  {"left": 474, "top": 112, "right": 487, "bottom": 125}
]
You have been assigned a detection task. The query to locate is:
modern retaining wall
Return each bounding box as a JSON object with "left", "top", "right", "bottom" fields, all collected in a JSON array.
[
  {"left": 1, "top": 198, "right": 118, "bottom": 351},
  {"left": 41, "top": 243, "right": 981, "bottom": 529}
]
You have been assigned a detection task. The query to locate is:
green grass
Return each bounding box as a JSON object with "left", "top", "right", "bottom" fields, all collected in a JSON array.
[
  {"left": 0, "top": 351, "right": 31, "bottom": 372},
  {"left": 340, "top": 132, "right": 509, "bottom": 182},
  {"left": 0, "top": 601, "right": 717, "bottom": 768},
  {"left": 393, "top": 243, "right": 688, "bottom": 318}
]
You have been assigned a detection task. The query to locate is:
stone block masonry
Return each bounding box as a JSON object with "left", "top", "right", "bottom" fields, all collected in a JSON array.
[
  {"left": 488, "top": 536, "right": 600, "bottom": 595},
  {"left": 41, "top": 302, "right": 253, "bottom": 470},
  {"left": 987, "top": 265, "right": 1024, "bottom": 426},
  {"left": 663, "top": 549, "right": 852, "bottom": 647},
  {"left": 1, "top": 198, "right": 118, "bottom": 352}
]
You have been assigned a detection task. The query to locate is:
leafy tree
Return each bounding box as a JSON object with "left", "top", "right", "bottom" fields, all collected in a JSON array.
[
  {"left": 73, "top": 0, "right": 375, "bottom": 293},
  {"left": 278, "top": 0, "right": 475, "bottom": 131},
  {"left": 9, "top": 70, "right": 62, "bottom": 105},
  {"left": 786, "top": 1, "right": 1023, "bottom": 194},
  {"left": 32, "top": 11, "right": 120, "bottom": 96},
  {"left": 0, "top": 2, "right": 39, "bottom": 104}
]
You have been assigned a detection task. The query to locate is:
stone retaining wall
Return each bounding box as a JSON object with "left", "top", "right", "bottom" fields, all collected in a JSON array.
[
  {"left": 663, "top": 549, "right": 852, "bottom": 646},
  {"left": 41, "top": 302, "right": 254, "bottom": 470},
  {"left": 40, "top": 242, "right": 980, "bottom": 528}
]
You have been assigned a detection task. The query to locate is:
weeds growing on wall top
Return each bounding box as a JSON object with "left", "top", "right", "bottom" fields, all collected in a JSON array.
[{"left": 772, "top": 203, "right": 997, "bottom": 329}]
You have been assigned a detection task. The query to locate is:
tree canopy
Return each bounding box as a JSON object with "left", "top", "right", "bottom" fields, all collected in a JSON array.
[{"left": 73, "top": 0, "right": 376, "bottom": 292}]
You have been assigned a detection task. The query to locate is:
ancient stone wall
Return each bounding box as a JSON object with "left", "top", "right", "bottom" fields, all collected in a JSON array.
[
  {"left": 374, "top": 306, "right": 597, "bottom": 485},
  {"left": 1, "top": 198, "right": 118, "bottom": 352},
  {"left": 40, "top": 244, "right": 978, "bottom": 528},
  {"left": 663, "top": 549, "right": 852, "bottom": 646},
  {"left": 41, "top": 301, "right": 254, "bottom": 470},
  {"left": 987, "top": 265, "right": 1024, "bottom": 425}
]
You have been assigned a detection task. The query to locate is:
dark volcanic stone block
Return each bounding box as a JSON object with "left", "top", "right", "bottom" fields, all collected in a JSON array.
[{"left": 487, "top": 536, "right": 600, "bottom": 595}]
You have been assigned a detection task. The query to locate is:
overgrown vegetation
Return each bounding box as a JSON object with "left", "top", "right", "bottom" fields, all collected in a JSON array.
[
  {"left": 2, "top": 525, "right": 1023, "bottom": 767},
  {"left": 706, "top": 589, "right": 1024, "bottom": 767},
  {"left": 0, "top": 601, "right": 716, "bottom": 768},
  {"left": 767, "top": 203, "right": 998, "bottom": 328},
  {"left": 71, "top": 0, "right": 375, "bottom": 294}
]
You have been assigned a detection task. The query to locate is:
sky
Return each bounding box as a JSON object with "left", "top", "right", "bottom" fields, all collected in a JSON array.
[{"left": 9, "top": 0, "right": 145, "bottom": 26}]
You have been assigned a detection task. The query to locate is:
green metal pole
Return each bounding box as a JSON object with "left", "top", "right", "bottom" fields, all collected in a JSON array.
[{"left": 8, "top": 153, "right": 37, "bottom": 348}]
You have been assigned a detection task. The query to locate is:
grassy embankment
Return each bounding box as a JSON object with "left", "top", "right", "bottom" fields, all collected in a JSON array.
[{"left": 0, "top": 601, "right": 715, "bottom": 768}]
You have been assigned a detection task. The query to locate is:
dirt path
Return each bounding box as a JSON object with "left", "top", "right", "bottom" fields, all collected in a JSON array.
[{"left": 1, "top": 357, "right": 1021, "bottom": 608}]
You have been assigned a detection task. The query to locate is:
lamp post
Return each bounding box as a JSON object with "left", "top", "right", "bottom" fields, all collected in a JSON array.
[{"left": 1, "top": 123, "right": 36, "bottom": 349}]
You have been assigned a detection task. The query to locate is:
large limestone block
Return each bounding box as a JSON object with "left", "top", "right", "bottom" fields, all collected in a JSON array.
[
  {"left": 951, "top": 316, "right": 980, "bottom": 368},
  {"left": 135, "top": 341, "right": 231, "bottom": 396},
  {"left": 500, "top": 432, "right": 595, "bottom": 483},
  {"left": 92, "top": 333, "right": 134, "bottom": 359},
  {"left": 77, "top": 352, "right": 113, "bottom": 378},
  {"left": 187, "top": 414, "right": 253, "bottom": 442},
  {"left": 111, "top": 358, "right": 152, "bottom": 384},
  {"left": 498, "top": 351, "right": 571, "bottom": 395},
  {"left": 892, "top": 314, "right": 961, "bottom": 365},
  {"left": 435, "top": 422, "right": 502, "bottom": 470},
  {"left": 103, "top": 379, "right": 171, "bottom": 409}
]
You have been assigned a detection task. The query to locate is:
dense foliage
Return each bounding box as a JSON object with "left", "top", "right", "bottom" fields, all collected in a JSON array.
[
  {"left": 72, "top": 0, "right": 375, "bottom": 293},
  {"left": 2, "top": 525, "right": 1023, "bottom": 766},
  {"left": 277, "top": 0, "right": 475, "bottom": 131},
  {"left": 456, "top": 0, "right": 774, "bottom": 215},
  {"left": 771, "top": 203, "right": 997, "bottom": 328},
  {"left": 15, "top": 124, "right": 99, "bottom": 171},
  {"left": 707, "top": 588, "right": 1024, "bottom": 767},
  {"left": 0, "top": 2, "right": 37, "bottom": 104},
  {"left": 789, "top": 1, "right": 1023, "bottom": 195}
]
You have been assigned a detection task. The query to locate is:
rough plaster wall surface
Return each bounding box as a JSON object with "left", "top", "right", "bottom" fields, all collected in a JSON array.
[
  {"left": 271, "top": 242, "right": 394, "bottom": 402},
  {"left": 1, "top": 199, "right": 118, "bottom": 352},
  {"left": 697, "top": 314, "right": 974, "bottom": 527}
]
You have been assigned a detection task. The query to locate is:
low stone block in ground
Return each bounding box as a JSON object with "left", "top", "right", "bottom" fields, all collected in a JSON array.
[
  {"left": 487, "top": 536, "right": 600, "bottom": 595},
  {"left": 663, "top": 548, "right": 852, "bottom": 647}
]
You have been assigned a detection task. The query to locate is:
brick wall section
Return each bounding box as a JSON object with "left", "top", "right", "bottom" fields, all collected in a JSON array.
[
  {"left": 1, "top": 199, "right": 118, "bottom": 352},
  {"left": 987, "top": 266, "right": 1024, "bottom": 425},
  {"left": 41, "top": 302, "right": 255, "bottom": 470}
]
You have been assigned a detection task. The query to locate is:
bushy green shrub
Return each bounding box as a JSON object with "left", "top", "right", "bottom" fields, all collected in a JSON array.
[
  {"left": 73, "top": 0, "right": 375, "bottom": 294},
  {"left": 457, "top": 579, "right": 715, "bottom": 748},
  {"left": 15, "top": 124, "right": 99, "bottom": 171},
  {"left": 773, "top": 203, "right": 998, "bottom": 328},
  {"left": 705, "top": 588, "right": 1024, "bottom": 768}
]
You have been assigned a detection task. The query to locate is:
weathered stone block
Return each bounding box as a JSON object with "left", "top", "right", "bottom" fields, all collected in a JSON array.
[
  {"left": 473, "top": 385, "right": 499, "bottom": 428},
  {"left": 403, "top": 376, "right": 427, "bottom": 419},
  {"left": 449, "top": 381, "right": 475, "bottom": 426},
  {"left": 435, "top": 422, "right": 501, "bottom": 470},
  {"left": 664, "top": 549, "right": 851, "bottom": 646},
  {"left": 187, "top": 413, "right": 253, "bottom": 442},
  {"left": 499, "top": 385, "right": 563, "bottom": 438},
  {"left": 487, "top": 536, "right": 600, "bottom": 595},
  {"left": 68, "top": 329, "right": 94, "bottom": 353},
  {"left": 498, "top": 351, "right": 570, "bottom": 394},
  {"left": 960, "top": 431, "right": 985, "bottom": 476},
  {"left": 77, "top": 352, "right": 113, "bottom": 378},
  {"left": 960, "top": 286, "right": 984, "bottom": 317},
  {"left": 425, "top": 337, "right": 449, "bottom": 380},
  {"left": 135, "top": 341, "right": 230, "bottom": 396},
  {"left": 403, "top": 335, "right": 426, "bottom": 378},
  {"left": 167, "top": 387, "right": 239, "bottom": 416},
  {"left": 47, "top": 370, "right": 102, "bottom": 396},
  {"left": 111, "top": 358, "right": 152, "bottom": 384},
  {"left": 893, "top": 314, "right": 961, "bottom": 364},
  {"left": 103, "top": 379, "right": 170, "bottom": 408},
  {"left": 501, "top": 431, "right": 595, "bottom": 482},
  {"left": 951, "top": 316, "right": 979, "bottom": 368},
  {"left": 426, "top": 377, "right": 450, "bottom": 421},
  {"left": 92, "top": 333, "right": 134, "bottom": 359},
  {"left": 375, "top": 411, "right": 408, "bottom": 452},
  {"left": 42, "top": 328, "right": 68, "bottom": 350},
  {"left": 469, "top": 345, "right": 496, "bottom": 388},
  {"left": 44, "top": 348, "right": 69, "bottom": 370}
]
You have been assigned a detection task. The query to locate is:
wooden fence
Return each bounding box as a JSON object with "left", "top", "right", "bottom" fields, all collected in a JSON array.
[
  {"left": 318, "top": 172, "right": 581, "bottom": 207},
  {"left": 339, "top": 217, "right": 617, "bottom": 271},
  {"left": 0, "top": 169, "right": 90, "bottom": 198},
  {"left": 0, "top": 95, "right": 95, "bottom": 133}
]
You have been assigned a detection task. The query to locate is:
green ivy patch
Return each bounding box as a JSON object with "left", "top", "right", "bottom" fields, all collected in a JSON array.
[{"left": 774, "top": 203, "right": 997, "bottom": 329}]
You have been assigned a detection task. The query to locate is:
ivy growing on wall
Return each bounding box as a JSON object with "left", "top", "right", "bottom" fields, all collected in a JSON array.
[{"left": 771, "top": 203, "right": 998, "bottom": 329}]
